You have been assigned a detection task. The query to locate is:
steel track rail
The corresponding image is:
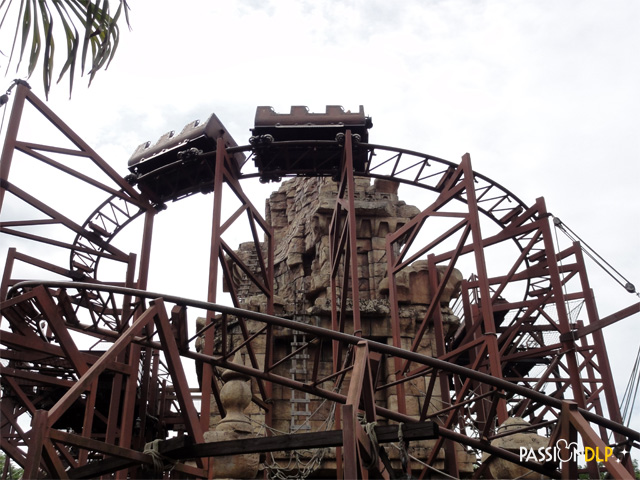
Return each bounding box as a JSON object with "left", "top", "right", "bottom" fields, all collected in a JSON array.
[{"left": 6, "top": 280, "right": 640, "bottom": 445}]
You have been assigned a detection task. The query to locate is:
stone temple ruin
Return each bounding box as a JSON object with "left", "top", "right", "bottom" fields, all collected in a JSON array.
[{"left": 205, "top": 176, "right": 475, "bottom": 477}]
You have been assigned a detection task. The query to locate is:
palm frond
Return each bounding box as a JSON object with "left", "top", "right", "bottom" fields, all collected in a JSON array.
[
  {"left": 17, "top": 0, "right": 31, "bottom": 71},
  {"left": 0, "top": 0, "right": 130, "bottom": 98},
  {"left": 36, "top": 0, "right": 54, "bottom": 94},
  {"left": 50, "top": 0, "right": 79, "bottom": 93}
]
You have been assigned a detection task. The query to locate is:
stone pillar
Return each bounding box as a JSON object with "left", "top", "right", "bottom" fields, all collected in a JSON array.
[{"left": 206, "top": 353, "right": 260, "bottom": 479}]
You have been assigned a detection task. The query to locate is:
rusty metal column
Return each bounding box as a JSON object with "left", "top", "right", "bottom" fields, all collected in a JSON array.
[
  {"left": 116, "top": 346, "right": 141, "bottom": 479},
  {"left": 460, "top": 153, "right": 508, "bottom": 424},
  {"left": 564, "top": 401, "right": 631, "bottom": 479},
  {"left": 201, "top": 137, "right": 228, "bottom": 437},
  {"left": 573, "top": 244, "right": 634, "bottom": 473},
  {"left": 330, "top": 131, "right": 362, "bottom": 339},
  {"left": 386, "top": 232, "right": 408, "bottom": 417},
  {"left": 119, "top": 205, "right": 155, "bottom": 478},
  {"left": 329, "top": 131, "right": 361, "bottom": 479},
  {"left": 560, "top": 402, "right": 579, "bottom": 479},
  {"left": 538, "top": 199, "right": 587, "bottom": 409},
  {"left": 0, "top": 82, "right": 29, "bottom": 210},
  {"left": 427, "top": 254, "right": 459, "bottom": 478},
  {"left": 22, "top": 410, "right": 47, "bottom": 479},
  {"left": 0, "top": 248, "right": 16, "bottom": 324},
  {"left": 136, "top": 208, "right": 156, "bottom": 293},
  {"left": 574, "top": 244, "right": 624, "bottom": 419},
  {"left": 343, "top": 133, "right": 362, "bottom": 337}
]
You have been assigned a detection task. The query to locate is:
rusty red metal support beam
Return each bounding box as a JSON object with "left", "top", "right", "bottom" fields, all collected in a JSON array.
[
  {"left": 572, "top": 301, "right": 640, "bottom": 340},
  {"left": 341, "top": 342, "right": 390, "bottom": 478},
  {"left": 203, "top": 136, "right": 275, "bottom": 435},
  {"left": 330, "top": 131, "right": 363, "bottom": 343},
  {"left": 0, "top": 82, "right": 29, "bottom": 210},
  {"left": 47, "top": 302, "right": 155, "bottom": 427},
  {"left": 328, "top": 132, "right": 363, "bottom": 478},
  {"left": 563, "top": 401, "right": 633, "bottom": 479},
  {"left": 2, "top": 87, "right": 637, "bottom": 479},
  {"left": 2, "top": 280, "right": 638, "bottom": 478},
  {"left": 6, "top": 280, "right": 638, "bottom": 441}
]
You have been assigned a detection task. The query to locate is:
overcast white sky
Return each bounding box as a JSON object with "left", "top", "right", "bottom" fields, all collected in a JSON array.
[{"left": 2, "top": 0, "right": 639, "bottom": 459}]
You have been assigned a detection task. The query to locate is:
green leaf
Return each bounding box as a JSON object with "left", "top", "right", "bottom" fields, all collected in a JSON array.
[
  {"left": 51, "top": 0, "right": 80, "bottom": 96},
  {"left": 1, "top": 0, "right": 131, "bottom": 97},
  {"left": 4, "top": 0, "right": 25, "bottom": 76},
  {"left": 17, "top": 0, "right": 32, "bottom": 72},
  {"left": 27, "top": 0, "right": 41, "bottom": 78},
  {"left": 37, "top": 0, "right": 53, "bottom": 97}
]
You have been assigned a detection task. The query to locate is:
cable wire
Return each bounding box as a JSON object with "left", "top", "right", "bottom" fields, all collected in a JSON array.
[
  {"left": 552, "top": 216, "right": 637, "bottom": 296},
  {"left": 620, "top": 343, "right": 640, "bottom": 427}
]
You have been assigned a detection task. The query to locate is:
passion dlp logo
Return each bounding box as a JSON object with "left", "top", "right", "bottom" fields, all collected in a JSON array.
[{"left": 519, "top": 439, "right": 615, "bottom": 464}]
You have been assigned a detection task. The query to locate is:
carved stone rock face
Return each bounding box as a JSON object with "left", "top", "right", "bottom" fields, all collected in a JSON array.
[
  {"left": 223, "top": 177, "right": 424, "bottom": 311},
  {"left": 378, "top": 261, "right": 463, "bottom": 305}
]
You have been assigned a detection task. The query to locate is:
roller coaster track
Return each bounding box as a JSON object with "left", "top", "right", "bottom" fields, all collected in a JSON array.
[
  {"left": 63, "top": 139, "right": 548, "bottom": 376},
  {"left": 6, "top": 279, "right": 639, "bottom": 442},
  {"left": 69, "top": 191, "right": 149, "bottom": 279},
  {"left": 3, "top": 85, "right": 638, "bottom": 478},
  {"left": 70, "top": 141, "right": 537, "bottom": 311},
  {"left": 4, "top": 280, "right": 639, "bottom": 479}
]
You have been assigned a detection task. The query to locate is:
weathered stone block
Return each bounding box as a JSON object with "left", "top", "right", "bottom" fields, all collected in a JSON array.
[{"left": 286, "top": 253, "right": 303, "bottom": 267}]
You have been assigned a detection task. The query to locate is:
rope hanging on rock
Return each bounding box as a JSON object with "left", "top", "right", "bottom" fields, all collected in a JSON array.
[
  {"left": 359, "top": 414, "right": 379, "bottom": 470},
  {"left": 143, "top": 439, "right": 176, "bottom": 476},
  {"left": 398, "top": 422, "right": 410, "bottom": 474}
]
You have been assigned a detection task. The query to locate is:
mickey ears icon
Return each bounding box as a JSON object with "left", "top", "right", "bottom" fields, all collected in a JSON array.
[
  {"left": 556, "top": 439, "right": 579, "bottom": 451},
  {"left": 556, "top": 439, "right": 581, "bottom": 463}
]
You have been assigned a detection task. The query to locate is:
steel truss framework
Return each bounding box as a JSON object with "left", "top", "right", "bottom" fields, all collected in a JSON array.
[{"left": 1, "top": 84, "right": 639, "bottom": 479}]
